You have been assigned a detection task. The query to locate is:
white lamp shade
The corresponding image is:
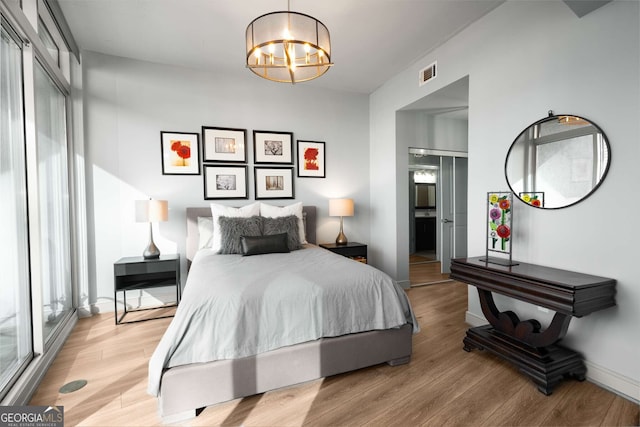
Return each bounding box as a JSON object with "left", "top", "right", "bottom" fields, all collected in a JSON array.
[
  {"left": 135, "top": 199, "right": 168, "bottom": 223},
  {"left": 329, "top": 198, "right": 354, "bottom": 217}
]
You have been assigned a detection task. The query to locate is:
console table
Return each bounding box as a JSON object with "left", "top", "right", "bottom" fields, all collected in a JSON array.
[{"left": 450, "top": 256, "right": 616, "bottom": 395}]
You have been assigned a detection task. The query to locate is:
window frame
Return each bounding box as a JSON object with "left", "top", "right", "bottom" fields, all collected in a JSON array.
[{"left": 0, "top": 0, "right": 81, "bottom": 405}]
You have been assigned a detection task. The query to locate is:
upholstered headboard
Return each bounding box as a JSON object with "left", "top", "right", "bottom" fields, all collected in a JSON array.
[{"left": 186, "top": 206, "right": 317, "bottom": 262}]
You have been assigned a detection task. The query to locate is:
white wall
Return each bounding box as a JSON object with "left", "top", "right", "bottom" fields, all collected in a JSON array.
[
  {"left": 397, "top": 111, "right": 468, "bottom": 152},
  {"left": 370, "top": 1, "right": 639, "bottom": 399},
  {"left": 81, "top": 52, "right": 370, "bottom": 313}
]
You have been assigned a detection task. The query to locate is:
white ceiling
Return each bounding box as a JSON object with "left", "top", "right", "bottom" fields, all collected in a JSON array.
[{"left": 57, "top": 0, "right": 504, "bottom": 94}]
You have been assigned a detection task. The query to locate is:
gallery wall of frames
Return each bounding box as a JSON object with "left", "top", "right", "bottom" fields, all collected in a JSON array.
[{"left": 161, "top": 127, "right": 327, "bottom": 200}]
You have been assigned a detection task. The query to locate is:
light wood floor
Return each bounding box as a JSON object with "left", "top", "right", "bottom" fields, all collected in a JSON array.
[
  {"left": 30, "top": 282, "right": 638, "bottom": 426},
  {"left": 410, "top": 254, "right": 451, "bottom": 286}
]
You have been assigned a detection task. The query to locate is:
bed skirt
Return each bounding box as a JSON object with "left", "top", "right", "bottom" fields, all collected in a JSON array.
[{"left": 158, "top": 324, "right": 412, "bottom": 421}]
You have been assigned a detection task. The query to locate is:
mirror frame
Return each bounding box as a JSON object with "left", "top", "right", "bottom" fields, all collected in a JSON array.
[{"left": 504, "top": 112, "right": 611, "bottom": 209}]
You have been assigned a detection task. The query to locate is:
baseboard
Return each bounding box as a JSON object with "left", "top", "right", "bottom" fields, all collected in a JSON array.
[
  {"left": 585, "top": 360, "right": 639, "bottom": 404},
  {"left": 465, "top": 310, "right": 486, "bottom": 327},
  {"left": 465, "top": 310, "right": 639, "bottom": 403},
  {"left": 397, "top": 280, "right": 411, "bottom": 290},
  {"left": 78, "top": 287, "right": 178, "bottom": 317}
]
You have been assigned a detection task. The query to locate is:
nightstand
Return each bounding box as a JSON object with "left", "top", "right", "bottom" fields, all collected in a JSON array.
[
  {"left": 113, "top": 254, "right": 180, "bottom": 324},
  {"left": 319, "top": 242, "right": 367, "bottom": 264}
]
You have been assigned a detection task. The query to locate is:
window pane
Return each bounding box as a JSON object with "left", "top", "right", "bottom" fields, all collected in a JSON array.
[
  {"left": 38, "top": 18, "right": 59, "bottom": 66},
  {"left": 34, "top": 62, "right": 72, "bottom": 344},
  {"left": 0, "top": 29, "right": 32, "bottom": 396}
]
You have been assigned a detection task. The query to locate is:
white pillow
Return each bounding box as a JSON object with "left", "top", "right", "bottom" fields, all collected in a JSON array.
[
  {"left": 210, "top": 202, "right": 260, "bottom": 251},
  {"left": 259, "top": 202, "right": 307, "bottom": 244},
  {"left": 197, "top": 217, "right": 213, "bottom": 250}
]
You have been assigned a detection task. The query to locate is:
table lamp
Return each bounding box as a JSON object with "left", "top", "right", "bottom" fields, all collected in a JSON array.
[
  {"left": 135, "top": 199, "right": 168, "bottom": 259},
  {"left": 329, "top": 198, "right": 354, "bottom": 245}
]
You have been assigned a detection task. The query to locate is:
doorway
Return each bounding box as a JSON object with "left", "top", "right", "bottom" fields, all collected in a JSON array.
[
  {"left": 409, "top": 149, "right": 468, "bottom": 287},
  {"left": 399, "top": 75, "right": 469, "bottom": 287}
]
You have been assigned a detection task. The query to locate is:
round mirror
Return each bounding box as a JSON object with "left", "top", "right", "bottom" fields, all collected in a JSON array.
[{"left": 505, "top": 112, "right": 610, "bottom": 209}]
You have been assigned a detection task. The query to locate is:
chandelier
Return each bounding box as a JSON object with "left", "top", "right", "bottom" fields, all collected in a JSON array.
[{"left": 245, "top": 2, "right": 333, "bottom": 84}]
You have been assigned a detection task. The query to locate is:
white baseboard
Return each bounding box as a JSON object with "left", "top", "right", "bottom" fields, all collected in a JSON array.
[
  {"left": 397, "top": 280, "right": 411, "bottom": 290},
  {"left": 464, "top": 310, "right": 639, "bottom": 403},
  {"left": 585, "top": 360, "right": 639, "bottom": 403},
  {"left": 78, "top": 287, "right": 178, "bottom": 317},
  {"left": 465, "top": 310, "right": 486, "bottom": 327}
]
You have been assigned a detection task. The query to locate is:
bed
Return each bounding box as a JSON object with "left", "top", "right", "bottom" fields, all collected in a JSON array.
[{"left": 148, "top": 206, "right": 417, "bottom": 422}]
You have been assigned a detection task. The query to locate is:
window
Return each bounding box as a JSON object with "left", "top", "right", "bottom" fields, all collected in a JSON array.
[
  {"left": 38, "top": 17, "right": 59, "bottom": 66},
  {"left": 34, "top": 61, "right": 73, "bottom": 345},
  {"left": 0, "top": 26, "right": 33, "bottom": 399},
  {"left": 0, "top": 0, "right": 80, "bottom": 403}
]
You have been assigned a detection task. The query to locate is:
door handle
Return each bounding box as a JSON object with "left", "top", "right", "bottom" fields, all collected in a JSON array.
[{"left": 442, "top": 218, "right": 453, "bottom": 223}]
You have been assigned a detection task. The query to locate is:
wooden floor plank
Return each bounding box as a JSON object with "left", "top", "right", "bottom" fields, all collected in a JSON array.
[
  {"left": 600, "top": 396, "right": 640, "bottom": 426},
  {"left": 410, "top": 261, "right": 451, "bottom": 285},
  {"left": 29, "top": 280, "right": 637, "bottom": 427},
  {"left": 540, "top": 380, "right": 619, "bottom": 426}
]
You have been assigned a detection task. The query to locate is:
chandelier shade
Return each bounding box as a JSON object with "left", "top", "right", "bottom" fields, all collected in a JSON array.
[{"left": 246, "top": 10, "right": 332, "bottom": 84}]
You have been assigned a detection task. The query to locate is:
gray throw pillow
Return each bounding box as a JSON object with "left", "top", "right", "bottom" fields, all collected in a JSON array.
[
  {"left": 217, "top": 216, "right": 262, "bottom": 254},
  {"left": 241, "top": 233, "right": 290, "bottom": 256},
  {"left": 261, "top": 215, "right": 302, "bottom": 251}
]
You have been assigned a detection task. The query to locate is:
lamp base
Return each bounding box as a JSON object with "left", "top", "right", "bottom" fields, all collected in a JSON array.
[
  {"left": 335, "top": 231, "right": 348, "bottom": 245},
  {"left": 143, "top": 243, "right": 160, "bottom": 259},
  {"left": 143, "top": 250, "right": 160, "bottom": 260},
  {"left": 143, "top": 223, "right": 160, "bottom": 259},
  {"left": 335, "top": 216, "right": 348, "bottom": 245}
]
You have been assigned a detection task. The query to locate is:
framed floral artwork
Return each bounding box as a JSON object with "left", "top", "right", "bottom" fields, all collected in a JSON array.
[
  {"left": 202, "top": 126, "right": 247, "bottom": 163},
  {"left": 254, "top": 167, "right": 294, "bottom": 199},
  {"left": 297, "top": 140, "right": 325, "bottom": 178},
  {"left": 483, "top": 191, "right": 517, "bottom": 266},
  {"left": 203, "top": 165, "right": 248, "bottom": 200},
  {"left": 160, "top": 131, "right": 200, "bottom": 175},
  {"left": 253, "top": 130, "right": 293, "bottom": 164}
]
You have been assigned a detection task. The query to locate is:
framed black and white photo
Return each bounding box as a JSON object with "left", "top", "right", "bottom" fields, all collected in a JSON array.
[
  {"left": 160, "top": 131, "right": 200, "bottom": 175},
  {"left": 297, "top": 140, "right": 325, "bottom": 178},
  {"left": 253, "top": 130, "right": 293, "bottom": 164},
  {"left": 202, "top": 126, "right": 247, "bottom": 163},
  {"left": 204, "top": 165, "right": 248, "bottom": 199},
  {"left": 254, "top": 167, "right": 295, "bottom": 199}
]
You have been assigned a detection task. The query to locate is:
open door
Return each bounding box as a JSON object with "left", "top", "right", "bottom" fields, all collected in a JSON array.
[
  {"left": 439, "top": 156, "right": 468, "bottom": 273},
  {"left": 409, "top": 148, "right": 467, "bottom": 281}
]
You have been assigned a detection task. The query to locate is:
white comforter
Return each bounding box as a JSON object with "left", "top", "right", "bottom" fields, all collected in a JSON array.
[{"left": 148, "top": 245, "right": 418, "bottom": 396}]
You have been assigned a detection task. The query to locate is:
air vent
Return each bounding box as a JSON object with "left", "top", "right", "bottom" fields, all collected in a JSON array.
[{"left": 419, "top": 62, "right": 437, "bottom": 86}]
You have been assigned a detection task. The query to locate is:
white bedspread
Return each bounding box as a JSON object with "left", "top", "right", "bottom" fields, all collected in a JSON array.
[{"left": 148, "top": 245, "right": 418, "bottom": 396}]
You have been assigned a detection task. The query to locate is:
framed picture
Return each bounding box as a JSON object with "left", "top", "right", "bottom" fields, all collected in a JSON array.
[
  {"left": 253, "top": 130, "right": 293, "bottom": 164},
  {"left": 203, "top": 165, "right": 248, "bottom": 199},
  {"left": 254, "top": 167, "right": 295, "bottom": 199},
  {"left": 160, "top": 131, "right": 200, "bottom": 175},
  {"left": 202, "top": 126, "right": 247, "bottom": 163},
  {"left": 297, "top": 140, "right": 325, "bottom": 178}
]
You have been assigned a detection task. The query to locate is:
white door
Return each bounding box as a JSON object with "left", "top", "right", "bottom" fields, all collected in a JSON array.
[{"left": 439, "top": 156, "right": 468, "bottom": 273}]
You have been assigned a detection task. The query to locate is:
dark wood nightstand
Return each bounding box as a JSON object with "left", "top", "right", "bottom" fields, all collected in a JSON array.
[
  {"left": 113, "top": 254, "right": 180, "bottom": 324},
  {"left": 319, "top": 242, "right": 367, "bottom": 264}
]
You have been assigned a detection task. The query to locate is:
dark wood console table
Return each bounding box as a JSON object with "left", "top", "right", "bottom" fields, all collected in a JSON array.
[{"left": 450, "top": 256, "right": 616, "bottom": 395}]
